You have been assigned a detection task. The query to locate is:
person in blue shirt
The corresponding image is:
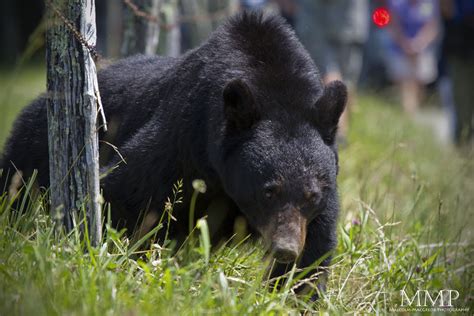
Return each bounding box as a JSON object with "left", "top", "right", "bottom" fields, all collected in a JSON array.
[{"left": 385, "top": 0, "right": 441, "bottom": 115}]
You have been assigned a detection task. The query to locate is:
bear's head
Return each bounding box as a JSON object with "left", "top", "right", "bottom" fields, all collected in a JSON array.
[{"left": 216, "top": 78, "right": 347, "bottom": 263}]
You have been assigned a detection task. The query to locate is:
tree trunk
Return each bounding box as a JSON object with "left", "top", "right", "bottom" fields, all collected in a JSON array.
[
  {"left": 122, "top": 0, "right": 162, "bottom": 56},
  {"left": 106, "top": 0, "right": 124, "bottom": 58},
  {"left": 179, "top": 0, "right": 213, "bottom": 51},
  {"left": 160, "top": 0, "right": 181, "bottom": 57},
  {"left": 46, "top": 0, "right": 102, "bottom": 245}
]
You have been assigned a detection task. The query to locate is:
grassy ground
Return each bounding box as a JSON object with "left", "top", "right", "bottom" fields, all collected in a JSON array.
[
  {"left": 0, "top": 66, "right": 473, "bottom": 315},
  {"left": 0, "top": 64, "right": 45, "bottom": 149}
]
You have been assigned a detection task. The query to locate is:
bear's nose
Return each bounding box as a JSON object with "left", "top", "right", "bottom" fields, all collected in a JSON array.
[{"left": 272, "top": 244, "right": 299, "bottom": 263}]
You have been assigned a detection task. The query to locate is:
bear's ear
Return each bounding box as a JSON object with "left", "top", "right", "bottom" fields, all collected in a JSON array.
[
  {"left": 313, "top": 80, "right": 347, "bottom": 145},
  {"left": 223, "top": 79, "right": 260, "bottom": 131}
]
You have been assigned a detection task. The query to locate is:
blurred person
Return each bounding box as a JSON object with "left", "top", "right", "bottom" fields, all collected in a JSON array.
[
  {"left": 295, "top": 0, "right": 329, "bottom": 79},
  {"left": 437, "top": 53, "right": 458, "bottom": 142},
  {"left": 296, "top": 0, "right": 370, "bottom": 143},
  {"left": 384, "top": 0, "right": 441, "bottom": 115},
  {"left": 325, "top": 0, "right": 369, "bottom": 142},
  {"left": 441, "top": 0, "right": 474, "bottom": 145}
]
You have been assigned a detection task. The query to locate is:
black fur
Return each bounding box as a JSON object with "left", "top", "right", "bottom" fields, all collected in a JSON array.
[{"left": 0, "top": 12, "right": 347, "bottom": 295}]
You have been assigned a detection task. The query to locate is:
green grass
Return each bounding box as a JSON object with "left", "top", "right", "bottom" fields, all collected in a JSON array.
[
  {"left": 0, "top": 67, "right": 473, "bottom": 314},
  {"left": 0, "top": 64, "right": 46, "bottom": 149}
]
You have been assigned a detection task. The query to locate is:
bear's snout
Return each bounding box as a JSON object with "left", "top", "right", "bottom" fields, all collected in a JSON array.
[{"left": 268, "top": 207, "right": 307, "bottom": 263}]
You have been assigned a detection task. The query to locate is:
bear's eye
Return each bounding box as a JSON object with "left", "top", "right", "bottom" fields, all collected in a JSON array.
[
  {"left": 304, "top": 190, "right": 322, "bottom": 205},
  {"left": 263, "top": 183, "right": 281, "bottom": 200},
  {"left": 304, "top": 190, "right": 317, "bottom": 201}
]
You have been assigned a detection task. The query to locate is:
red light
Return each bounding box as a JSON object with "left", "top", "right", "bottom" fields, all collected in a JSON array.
[{"left": 372, "top": 7, "right": 390, "bottom": 28}]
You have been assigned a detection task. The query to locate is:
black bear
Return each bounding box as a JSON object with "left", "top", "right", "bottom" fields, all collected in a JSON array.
[{"left": 1, "top": 12, "right": 346, "bottom": 291}]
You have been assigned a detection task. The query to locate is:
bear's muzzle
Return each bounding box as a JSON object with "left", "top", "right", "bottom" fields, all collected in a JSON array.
[{"left": 264, "top": 207, "right": 307, "bottom": 263}]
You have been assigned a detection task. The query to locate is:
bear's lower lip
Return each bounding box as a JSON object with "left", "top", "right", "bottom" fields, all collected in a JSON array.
[{"left": 275, "top": 257, "right": 295, "bottom": 264}]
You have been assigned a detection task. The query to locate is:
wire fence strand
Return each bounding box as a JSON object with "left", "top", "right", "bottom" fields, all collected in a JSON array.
[
  {"left": 46, "top": 0, "right": 235, "bottom": 59},
  {"left": 123, "top": 0, "right": 233, "bottom": 31}
]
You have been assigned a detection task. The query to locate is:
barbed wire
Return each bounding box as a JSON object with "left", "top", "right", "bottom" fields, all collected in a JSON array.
[
  {"left": 45, "top": 0, "right": 106, "bottom": 131},
  {"left": 46, "top": 0, "right": 233, "bottom": 60},
  {"left": 123, "top": 0, "right": 233, "bottom": 31},
  {"left": 124, "top": 0, "right": 161, "bottom": 24},
  {"left": 45, "top": 0, "right": 101, "bottom": 61}
]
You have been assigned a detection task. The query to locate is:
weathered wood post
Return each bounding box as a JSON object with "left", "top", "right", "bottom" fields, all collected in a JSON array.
[{"left": 46, "top": 0, "right": 102, "bottom": 245}]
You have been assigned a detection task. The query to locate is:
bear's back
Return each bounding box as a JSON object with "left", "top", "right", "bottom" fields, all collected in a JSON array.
[{"left": 96, "top": 55, "right": 178, "bottom": 163}]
